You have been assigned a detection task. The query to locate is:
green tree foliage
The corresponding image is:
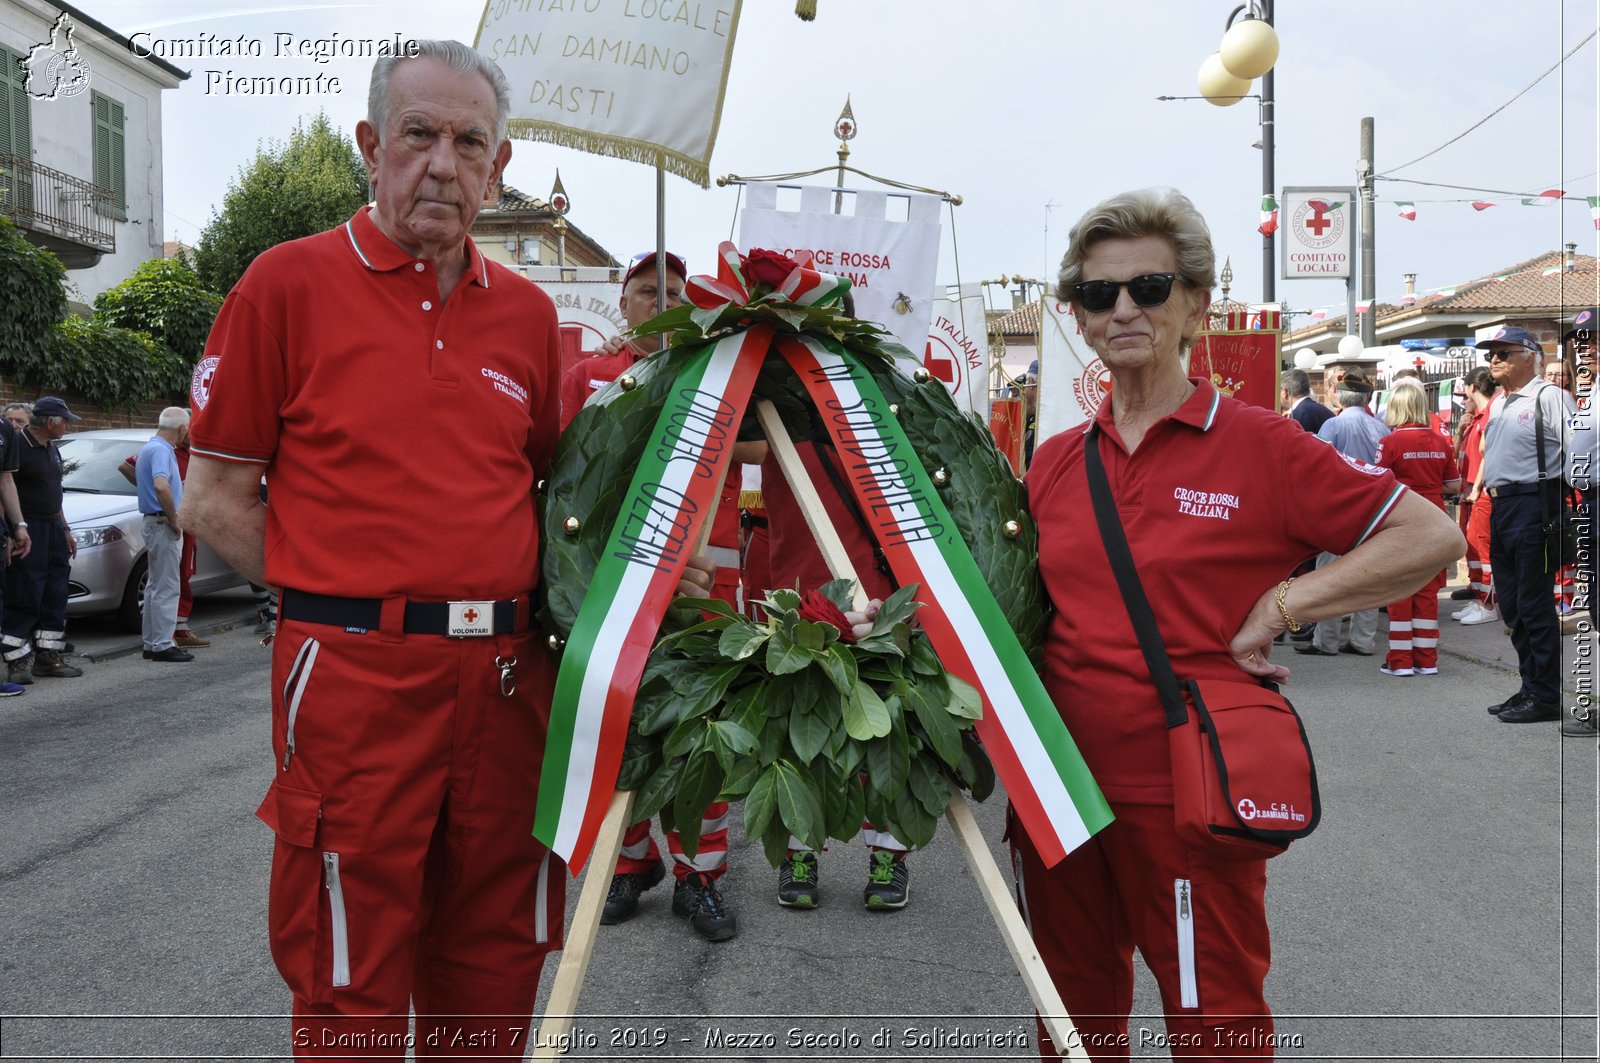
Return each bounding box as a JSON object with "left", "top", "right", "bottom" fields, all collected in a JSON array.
[
  {"left": 93, "top": 258, "right": 223, "bottom": 364},
  {"left": 46, "top": 317, "right": 189, "bottom": 410},
  {"left": 0, "top": 216, "right": 69, "bottom": 385},
  {"left": 193, "top": 112, "right": 369, "bottom": 293}
]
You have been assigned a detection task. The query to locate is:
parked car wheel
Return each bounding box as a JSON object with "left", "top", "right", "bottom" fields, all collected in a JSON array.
[{"left": 116, "top": 556, "right": 147, "bottom": 634}]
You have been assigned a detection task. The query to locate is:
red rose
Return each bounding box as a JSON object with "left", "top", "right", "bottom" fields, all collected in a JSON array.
[
  {"left": 743, "top": 248, "right": 800, "bottom": 288},
  {"left": 797, "top": 589, "right": 856, "bottom": 643}
]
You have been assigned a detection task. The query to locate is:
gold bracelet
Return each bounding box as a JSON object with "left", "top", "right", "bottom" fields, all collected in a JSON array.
[{"left": 1274, "top": 578, "right": 1302, "bottom": 633}]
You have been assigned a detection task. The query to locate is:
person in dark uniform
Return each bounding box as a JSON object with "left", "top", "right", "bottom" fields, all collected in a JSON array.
[
  {"left": 2, "top": 396, "right": 83, "bottom": 682},
  {"left": 0, "top": 408, "right": 32, "bottom": 696},
  {"left": 1280, "top": 368, "right": 1334, "bottom": 433}
]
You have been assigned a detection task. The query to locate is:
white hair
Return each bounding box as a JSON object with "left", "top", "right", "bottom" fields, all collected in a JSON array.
[
  {"left": 158, "top": 407, "right": 191, "bottom": 430},
  {"left": 369, "top": 40, "right": 510, "bottom": 144}
]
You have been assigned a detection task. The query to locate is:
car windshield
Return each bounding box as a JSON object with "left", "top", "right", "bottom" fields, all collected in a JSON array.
[{"left": 61, "top": 436, "right": 143, "bottom": 496}]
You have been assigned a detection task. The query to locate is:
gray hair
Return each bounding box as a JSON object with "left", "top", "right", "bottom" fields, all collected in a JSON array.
[
  {"left": 1280, "top": 368, "right": 1311, "bottom": 398},
  {"left": 368, "top": 39, "right": 511, "bottom": 145},
  {"left": 3, "top": 403, "right": 31, "bottom": 424},
  {"left": 1057, "top": 188, "right": 1218, "bottom": 300},
  {"left": 158, "top": 406, "right": 191, "bottom": 430}
]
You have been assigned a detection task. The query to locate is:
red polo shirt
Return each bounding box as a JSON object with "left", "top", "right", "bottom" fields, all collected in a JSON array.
[
  {"left": 190, "top": 206, "right": 562, "bottom": 600},
  {"left": 1026, "top": 378, "right": 1407, "bottom": 804},
  {"left": 1378, "top": 424, "right": 1459, "bottom": 508},
  {"left": 559, "top": 346, "right": 640, "bottom": 432}
]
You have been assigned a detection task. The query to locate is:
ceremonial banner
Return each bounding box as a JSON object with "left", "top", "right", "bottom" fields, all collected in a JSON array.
[
  {"left": 778, "top": 334, "right": 1111, "bottom": 865},
  {"left": 1190, "top": 314, "right": 1282, "bottom": 413},
  {"left": 537, "top": 325, "right": 771, "bottom": 871},
  {"left": 926, "top": 283, "right": 989, "bottom": 416},
  {"left": 739, "top": 183, "right": 942, "bottom": 365},
  {"left": 1035, "top": 297, "right": 1106, "bottom": 446},
  {"left": 475, "top": 0, "right": 743, "bottom": 187},
  {"left": 524, "top": 266, "right": 624, "bottom": 381}
]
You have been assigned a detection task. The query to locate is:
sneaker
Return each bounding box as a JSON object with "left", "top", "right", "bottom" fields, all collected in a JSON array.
[
  {"left": 1450, "top": 603, "right": 1477, "bottom": 620},
  {"left": 0, "top": 682, "right": 24, "bottom": 697},
  {"left": 1459, "top": 603, "right": 1500, "bottom": 626},
  {"left": 863, "top": 850, "right": 910, "bottom": 910},
  {"left": 31, "top": 651, "right": 82, "bottom": 678},
  {"left": 778, "top": 851, "right": 820, "bottom": 908},
  {"left": 1378, "top": 666, "right": 1414, "bottom": 677},
  {"left": 1417, "top": 667, "right": 1439, "bottom": 675},
  {"left": 254, "top": 608, "right": 276, "bottom": 635},
  {"left": 173, "top": 630, "right": 211, "bottom": 648},
  {"left": 672, "top": 871, "right": 738, "bottom": 941},
  {"left": 1562, "top": 711, "right": 1599, "bottom": 737},
  {"left": 7, "top": 658, "right": 34, "bottom": 685},
  {"left": 600, "top": 861, "right": 665, "bottom": 925}
]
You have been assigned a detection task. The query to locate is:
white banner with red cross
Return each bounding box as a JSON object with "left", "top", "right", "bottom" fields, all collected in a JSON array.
[
  {"left": 522, "top": 266, "right": 625, "bottom": 383},
  {"left": 1035, "top": 296, "right": 1107, "bottom": 447},
  {"left": 738, "top": 183, "right": 942, "bottom": 367},
  {"left": 926, "top": 283, "right": 989, "bottom": 417}
]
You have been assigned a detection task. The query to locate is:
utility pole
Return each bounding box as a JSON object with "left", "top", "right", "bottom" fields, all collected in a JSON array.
[{"left": 1358, "top": 117, "right": 1376, "bottom": 347}]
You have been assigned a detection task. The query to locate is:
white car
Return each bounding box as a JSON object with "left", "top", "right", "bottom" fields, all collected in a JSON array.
[{"left": 62, "top": 428, "right": 247, "bottom": 631}]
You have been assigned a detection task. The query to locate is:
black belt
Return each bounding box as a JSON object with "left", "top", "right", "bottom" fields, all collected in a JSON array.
[
  {"left": 280, "top": 588, "right": 531, "bottom": 637},
  {"left": 1485, "top": 483, "right": 1541, "bottom": 499}
]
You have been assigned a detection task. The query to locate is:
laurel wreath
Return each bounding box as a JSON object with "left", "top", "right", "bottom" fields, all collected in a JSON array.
[{"left": 538, "top": 280, "right": 1046, "bottom": 864}]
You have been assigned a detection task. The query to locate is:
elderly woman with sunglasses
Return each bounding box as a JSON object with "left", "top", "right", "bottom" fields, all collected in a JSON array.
[{"left": 1010, "top": 189, "right": 1462, "bottom": 1061}]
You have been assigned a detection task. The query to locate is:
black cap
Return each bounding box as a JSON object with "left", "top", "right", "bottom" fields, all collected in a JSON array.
[{"left": 31, "top": 396, "right": 80, "bottom": 422}]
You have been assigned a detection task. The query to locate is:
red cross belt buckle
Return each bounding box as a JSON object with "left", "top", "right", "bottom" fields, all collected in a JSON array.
[{"left": 448, "top": 600, "right": 496, "bottom": 637}]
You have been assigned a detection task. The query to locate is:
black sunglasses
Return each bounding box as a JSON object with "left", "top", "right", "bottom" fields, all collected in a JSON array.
[
  {"left": 1072, "top": 273, "right": 1187, "bottom": 314},
  {"left": 1486, "top": 348, "right": 1529, "bottom": 362}
]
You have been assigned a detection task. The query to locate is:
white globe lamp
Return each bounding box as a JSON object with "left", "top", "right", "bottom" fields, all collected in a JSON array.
[
  {"left": 1220, "top": 16, "right": 1280, "bottom": 80},
  {"left": 1197, "top": 53, "right": 1251, "bottom": 106},
  {"left": 1293, "top": 348, "right": 1317, "bottom": 371},
  {"left": 1337, "top": 335, "right": 1365, "bottom": 359}
]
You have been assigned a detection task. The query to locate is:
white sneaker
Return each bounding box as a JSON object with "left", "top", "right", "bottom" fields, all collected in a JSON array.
[
  {"left": 1460, "top": 603, "right": 1500, "bottom": 626},
  {"left": 1417, "top": 666, "right": 1439, "bottom": 675},
  {"left": 1451, "top": 603, "right": 1476, "bottom": 620},
  {"left": 1378, "top": 666, "right": 1414, "bottom": 677}
]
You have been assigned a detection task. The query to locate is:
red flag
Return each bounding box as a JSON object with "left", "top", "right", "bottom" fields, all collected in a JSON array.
[{"left": 1471, "top": 201, "right": 1495, "bottom": 212}]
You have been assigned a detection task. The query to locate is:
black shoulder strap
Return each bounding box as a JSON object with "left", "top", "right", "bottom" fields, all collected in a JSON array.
[{"left": 1082, "top": 423, "right": 1188, "bottom": 727}]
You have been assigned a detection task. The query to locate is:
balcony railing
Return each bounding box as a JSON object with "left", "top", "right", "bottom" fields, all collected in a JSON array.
[{"left": 0, "top": 154, "right": 116, "bottom": 255}]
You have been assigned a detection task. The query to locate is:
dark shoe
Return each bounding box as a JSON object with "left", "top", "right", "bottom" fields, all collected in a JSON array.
[
  {"left": 1289, "top": 626, "right": 1315, "bottom": 643},
  {"left": 147, "top": 647, "right": 195, "bottom": 663},
  {"left": 173, "top": 630, "right": 211, "bottom": 648},
  {"left": 0, "top": 681, "right": 24, "bottom": 697},
  {"left": 778, "top": 851, "right": 820, "bottom": 908},
  {"left": 1294, "top": 644, "right": 1337, "bottom": 656},
  {"left": 254, "top": 609, "right": 276, "bottom": 635},
  {"left": 1562, "top": 712, "right": 1599, "bottom": 737},
  {"left": 1450, "top": 586, "right": 1475, "bottom": 600},
  {"left": 1339, "top": 644, "right": 1373, "bottom": 657},
  {"left": 673, "top": 871, "right": 738, "bottom": 941},
  {"left": 863, "top": 850, "right": 910, "bottom": 910},
  {"left": 1498, "top": 700, "right": 1561, "bottom": 724},
  {"left": 32, "top": 651, "right": 83, "bottom": 677},
  {"left": 600, "top": 861, "right": 665, "bottom": 925},
  {"left": 1489, "top": 693, "right": 1530, "bottom": 715},
  {"left": 7, "top": 658, "right": 34, "bottom": 685}
]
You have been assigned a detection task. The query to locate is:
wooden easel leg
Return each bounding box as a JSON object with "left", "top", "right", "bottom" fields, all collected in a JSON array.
[
  {"left": 530, "top": 789, "right": 635, "bottom": 1061},
  {"left": 944, "top": 787, "right": 1087, "bottom": 1060}
]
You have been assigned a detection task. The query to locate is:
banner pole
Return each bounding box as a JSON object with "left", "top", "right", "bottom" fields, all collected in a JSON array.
[{"left": 656, "top": 164, "right": 667, "bottom": 315}]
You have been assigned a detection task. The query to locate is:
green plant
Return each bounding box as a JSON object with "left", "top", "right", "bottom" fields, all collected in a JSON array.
[
  {"left": 0, "top": 216, "right": 69, "bottom": 384},
  {"left": 47, "top": 317, "right": 189, "bottom": 409},
  {"left": 94, "top": 258, "right": 222, "bottom": 364}
]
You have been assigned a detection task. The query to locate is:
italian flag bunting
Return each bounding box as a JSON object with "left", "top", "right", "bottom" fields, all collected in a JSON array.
[
  {"left": 1396, "top": 202, "right": 1416, "bottom": 221},
  {"left": 1257, "top": 195, "right": 1279, "bottom": 236},
  {"left": 1470, "top": 201, "right": 1495, "bottom": 212},
  {"left": 1520, "top": 188, "right": 1564, "bottom": 206},
  {"left": 1588, "top": 196, "right": 1600, "bottom": 230}
]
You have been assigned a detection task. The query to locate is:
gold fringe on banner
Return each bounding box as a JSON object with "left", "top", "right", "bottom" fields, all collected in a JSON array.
[
  {"left": 738, "top": 489, "right": 764, "bottom": 509},
  {"left": 795, "top": 1, "right": 817, "bottom": 21},
  {"left": 504, "top": 121, "right": 713, "bottom": 189}
]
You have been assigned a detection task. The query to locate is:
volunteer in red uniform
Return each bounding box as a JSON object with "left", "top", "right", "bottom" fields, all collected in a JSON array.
[
  {"left": 1376, "top": 383, "right": 1462, "bottom": 676},
  {"left": 1452, "top": 368, "right": 1498, "bottom": 624},
  {"left": 571, "top": 251, "right": 739, "bottom": 942},
  {"left": 181, "top": 42, "right": 715, "bottom": 1059},
  {"left": 1015, "top": 189, "right": 1462, "bottom": 1061}
]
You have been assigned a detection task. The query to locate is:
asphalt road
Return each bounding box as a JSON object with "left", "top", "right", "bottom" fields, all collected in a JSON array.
[{"left": 1, "top": 594, "right": 1595, "bottom": 1061}]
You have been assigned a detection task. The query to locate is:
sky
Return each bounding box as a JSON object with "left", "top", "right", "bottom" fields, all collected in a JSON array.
[{"left": 77, "top": 1, "right": 1600, "bottom": 323}]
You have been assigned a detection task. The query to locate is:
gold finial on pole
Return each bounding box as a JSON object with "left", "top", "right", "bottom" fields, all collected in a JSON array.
[{"left": 833, "top": 97, "right": 856, "bottom": 214}]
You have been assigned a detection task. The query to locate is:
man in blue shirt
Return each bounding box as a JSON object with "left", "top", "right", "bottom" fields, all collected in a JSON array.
[
  {"left": 137, "top": 408, "right": 194, "bottom": 662},
  {"left": 1298, "top": 369, "right": 1392, "bottom": 657}
]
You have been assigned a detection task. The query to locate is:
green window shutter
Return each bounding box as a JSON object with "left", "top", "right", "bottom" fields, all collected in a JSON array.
[
  {"left": 91, "top": 91, "right": 124, "bottom": 219},
  {"left": 109, "top": 98, "right": 125, "bottom": 212}
]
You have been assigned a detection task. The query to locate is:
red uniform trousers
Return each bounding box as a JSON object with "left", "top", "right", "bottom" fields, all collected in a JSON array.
[
  {"left": 1009, "top": 803, "right": 1275, "bottom": 1062},
  {"left": 1465, "top": 496, "right": 1496, "bottom": 608},
  {"left": 615, "top": 557, "right": 738, "bottom": 882},
  {"left": 176, "top": 532, "right": 197, "bottom": 622},
  {"left": 259, "top": 617, "right": 565, "bottom": 1060},
  {"left": 1385, "top": 569, "right": 1446, "bottom": 673}
]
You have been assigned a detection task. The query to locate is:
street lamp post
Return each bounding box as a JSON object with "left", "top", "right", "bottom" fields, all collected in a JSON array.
[{"left": 1196, "top": 1, "right": 1278, "bottom": 304}]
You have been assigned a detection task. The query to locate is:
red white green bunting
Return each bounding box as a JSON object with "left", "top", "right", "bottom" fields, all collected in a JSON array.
[
  {"left": 1589, "top": 196, "right": 1600, "bottom": 230},
  {"left": 1257, "top": 195, "right": 1279, "bottom": 236},
  {"left": 535, "top": 326, "right": 772, "bottom": 872},
  {"left": 1396, "top": 202, "right": 1416, "bottom": 221},
  {"left": 775, "top": 334, "right": 1112, "bottom": 865},
  {"left": 1521, "top": 188, "right": 1564, "bottom": 206}
]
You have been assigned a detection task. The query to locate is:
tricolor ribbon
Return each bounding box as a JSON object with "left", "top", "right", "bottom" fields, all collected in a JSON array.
[{"left": 775, "top": 335, "right": 1111, "bottom": 865}]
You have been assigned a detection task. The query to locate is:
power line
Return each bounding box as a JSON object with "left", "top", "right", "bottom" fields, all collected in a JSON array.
[
  {"left": 1379, "top": 29, "right": 1597, "bottom": 176},
  {"left": 1374, "top": 173, "right": 1597, "bottom": 199}
]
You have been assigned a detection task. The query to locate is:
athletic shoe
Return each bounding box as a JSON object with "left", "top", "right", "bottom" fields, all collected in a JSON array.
[
  {"left": 1450, "top": 603, "right": 1477, "bottom": 620},
  {"left": 1416, "top": 667, "right": 1439, "bottom": 675},
  {"left": 600, "top": 861, "right": 665, "bottom": 925},
  {"left": 1459, "top": 603, "right": 1500, "bottom": 626},
  {"left": 777, "top": 851, "right": 820, "bottom": 908},
  {"left": 1562, "top": 712, "right": 1599, "bottom": 737},
  {"left": 7, "top": 659, "right": 34, "bottom": 685},
  {"left": 254, "top": 609, "right": 276, "bottom": 635},
  {"left": 0, "top": 682, "right": 24, "bottom": 697},
  {"left": 863, "top": 850, "right": 910, "bottom": 911},
  {"left": 1378, "top": 666, "right": 1414, "bottom": 677},
  {"left": 672, "top": 871, "right": 738, "bottom": 941},
  {"left": 173, "top": 630, "right": 211, "bottom": 648},
  {"left": 31, "top": 651, "right": 82, "bottom": 678}
]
